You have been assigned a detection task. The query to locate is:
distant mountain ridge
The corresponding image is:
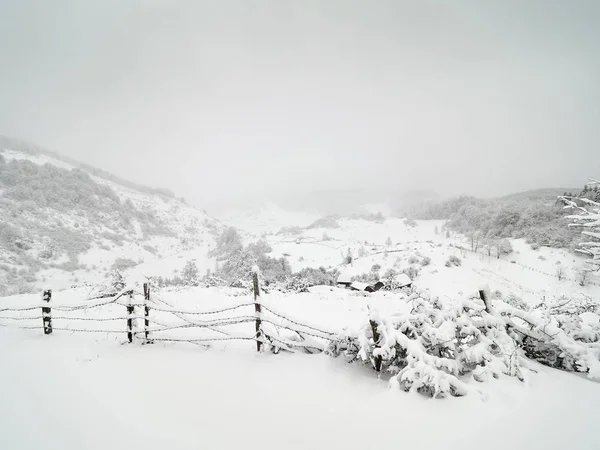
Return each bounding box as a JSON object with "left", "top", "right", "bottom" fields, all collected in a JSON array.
[
  {"left": 497, "top": 188, "right": 580, "bottom": 204},
  {"left": 0, "top": 135, "right": 178, "bottom": 200}
]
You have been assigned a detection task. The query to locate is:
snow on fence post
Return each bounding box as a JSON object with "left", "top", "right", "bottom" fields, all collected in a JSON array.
[
  {"left": 41, "top": 289, "right": 52, "bottom": 335},
  {"left": 143, "top": 283, "right": 152, "bottom": 344},
  {"left": 478, "top": 286, "right": 492, "bottom": 313},
  {"left": 252, "top": 266, "right": 263, "bottom": 352},
  {"left": 126, "top": 290, "right": 135, "bottom": 343},
  {"left": 369, "top": 317, "right": 383, "bottom": 372}
]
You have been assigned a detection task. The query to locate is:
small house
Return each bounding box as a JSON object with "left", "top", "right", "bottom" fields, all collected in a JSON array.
[
  {"left": 396, "top": 273, "right": 412, "bottom": 289},
  {"left": 336, "top": 272, "right": 353, "bottom": 288},
  {"left": 365, "top": 281, "right": 385, "bottom": 292},
  {"left": 350, "top": 281, "right": 369, "bottom": 291}
]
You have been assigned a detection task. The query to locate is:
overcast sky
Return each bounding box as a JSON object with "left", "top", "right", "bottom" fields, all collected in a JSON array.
[{"left": 1, "top": 0, "right": 599, "bottom": 211}]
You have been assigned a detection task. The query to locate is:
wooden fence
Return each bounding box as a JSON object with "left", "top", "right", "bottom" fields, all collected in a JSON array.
[{"left": 0, "top": 272, "right": 336, "bottom": 354}]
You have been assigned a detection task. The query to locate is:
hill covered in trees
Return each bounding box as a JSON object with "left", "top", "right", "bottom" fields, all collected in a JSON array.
[
  {"left": 407, "top": 185, "right": 599, "bottom": 251},
  {"left": 0, "top": 143, "right": 223, "bottom": 295}
]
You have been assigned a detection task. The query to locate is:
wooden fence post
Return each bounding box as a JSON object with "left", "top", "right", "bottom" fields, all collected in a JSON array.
[
  {"left": 42, "top": 289, "right": 52, "bottom": 335},
  {"left": 143, "top": 283, "right": 152, "bottom": 344},
  {"left": 369, "top": 319, "right": 382, "bottom": 372},
  {"left": 252, "top": 269, "right": 262, "bottom": 352},
  {"left": 126, "top": 291, "right": 135, "bottom": 343},
  {"left": 479, "top": 289, "right": 491, "bottom": 313}
]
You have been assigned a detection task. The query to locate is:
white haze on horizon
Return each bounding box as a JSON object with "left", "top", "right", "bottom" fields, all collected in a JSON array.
[{"left": 0, "top": 0, "right": 599, "bottom": 212}]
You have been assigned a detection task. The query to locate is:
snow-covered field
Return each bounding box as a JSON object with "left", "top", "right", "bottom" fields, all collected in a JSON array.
[{"left": 2, "top": 284, "right": 600, "bottom": 450}]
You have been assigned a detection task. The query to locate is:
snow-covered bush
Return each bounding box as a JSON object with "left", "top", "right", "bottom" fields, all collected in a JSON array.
[
  {"left": 282, "top": 276, "right": 311, "bottom": 293},
  {"left": 402, "top": 266, "right": 420, "bottom": 281},
  {"left": 407, "top": 255, "right": 419, "bottom": 264},
  {"left": 330, "top": 291, "right": 600, "bottom": 398},
  {"left": 404, "top": 218, "right": 417, "bottom": 227},
  {"left": 420, "top": 256, "right": 432, "bottom": 266},
  {"left": 307, "top": 215, "right": 340, "bottom": 229},
  {"left": 445, "top": 255, "right": 462, "bottom": 267}
]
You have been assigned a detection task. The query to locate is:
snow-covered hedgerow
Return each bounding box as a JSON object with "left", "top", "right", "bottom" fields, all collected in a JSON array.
[{"left": 328, "top": 291, "right": 600, "bottom": 398}]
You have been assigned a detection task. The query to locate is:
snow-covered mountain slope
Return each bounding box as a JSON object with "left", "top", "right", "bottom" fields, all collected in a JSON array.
[{"left": 0, "top": 143, "right": 225, "bottom": 294}]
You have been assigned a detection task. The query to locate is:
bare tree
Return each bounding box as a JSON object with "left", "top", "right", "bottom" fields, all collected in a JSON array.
[{"left": 469, "top": 231, "right": 481, "bottom": 252}]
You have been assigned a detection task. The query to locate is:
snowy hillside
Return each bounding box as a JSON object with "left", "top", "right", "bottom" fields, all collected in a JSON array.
[
  {"left": 228, "top": 206, "right": 600, "bottom": 303},
  {"left": 0, "top": 143, "right": 225, "bottom": 294}
]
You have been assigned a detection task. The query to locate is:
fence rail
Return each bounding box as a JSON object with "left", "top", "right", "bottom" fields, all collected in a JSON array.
[{"left": 0, "top": 275, "right": 337, "bottom": 354}]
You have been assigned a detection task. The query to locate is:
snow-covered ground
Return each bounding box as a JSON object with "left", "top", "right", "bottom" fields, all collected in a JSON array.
[
  {"left": 2, "top": 322, "right": 600, "bottom": 450},
  {"left": 2, "top": 202, "right": 600, "bottom": 449}
]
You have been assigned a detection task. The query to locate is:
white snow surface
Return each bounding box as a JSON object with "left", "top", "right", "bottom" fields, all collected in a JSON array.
[{"left": 1, "top": 285, "right": 600, "bottom": 450}]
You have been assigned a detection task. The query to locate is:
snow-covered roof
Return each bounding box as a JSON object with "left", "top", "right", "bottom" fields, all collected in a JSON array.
[
  {"left": 337, "top": 271, "right": 353, "bottom": 283},
  {"left": 350, "top": 281, "right": 369, "bottom": 291},
  {"left": 396, "top": 273, "right": 412, "bottom": 287}
]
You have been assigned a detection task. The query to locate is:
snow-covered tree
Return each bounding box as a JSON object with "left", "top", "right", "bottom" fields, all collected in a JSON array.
[
  {"left": 181, "top": 260, "right": 200, "bottom": 285},
  {"left": 110, "top": 269, "right": 126, "bottom": 292},
  {"left": 560, "top": 180, "right": 600, "bottom": 273}
]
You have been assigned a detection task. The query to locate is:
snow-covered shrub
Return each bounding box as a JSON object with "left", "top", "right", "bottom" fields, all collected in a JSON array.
[
  {"left": 407, "top": 255, "right": 419, "bottom": 264},
  {"left": 445, "top": 255, "right": 462, "bottom": 267},
  {"left": 282, "top": 276, "right": 311, "bottom": 293},
  {"left": 404, "top": 218, "right": 417, "bottom": 227},
  {"left": 331, "top": 292, "right": 525, "bottom": 398},
  {"left": 402, "top": 266, "right": 420, "bottom": 281},
  {"left": 420, "top": 256, "right": 432, "bottom": 266},
  {"left": 497, "top": 296, "right": 600, "bottom": 375},
  {"left": 331, "top": 291, "right": 600, "bottom": 398},
  {"left": 307, "top": 215, "right": 340, "bottom": 229},
  {"left": 352, "top": 272, "right": 378, "bottom": 284}
]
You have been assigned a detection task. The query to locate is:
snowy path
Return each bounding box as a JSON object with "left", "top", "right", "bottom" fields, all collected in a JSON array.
[{"left": 2, "top": 328, "right": 600, "bottom": 450}]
